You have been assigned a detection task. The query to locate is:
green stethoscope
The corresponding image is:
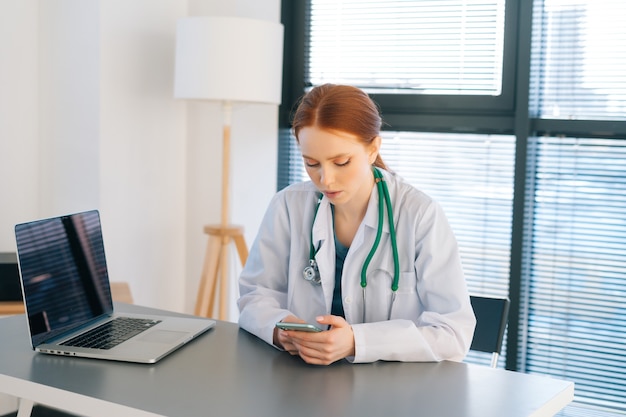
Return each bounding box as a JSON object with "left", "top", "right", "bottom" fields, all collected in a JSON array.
[{"left": 303, "top": 166, "right": 400, "bottom": 320}]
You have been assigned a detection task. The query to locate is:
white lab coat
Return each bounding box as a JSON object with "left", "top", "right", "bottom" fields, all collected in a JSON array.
[{"left": 238, "top": 169, "right": 476, "bottom": 363}]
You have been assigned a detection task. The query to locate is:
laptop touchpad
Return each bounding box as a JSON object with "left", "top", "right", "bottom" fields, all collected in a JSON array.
[{"left": 139, "top": 330, "right": 187, "bottom": 343}]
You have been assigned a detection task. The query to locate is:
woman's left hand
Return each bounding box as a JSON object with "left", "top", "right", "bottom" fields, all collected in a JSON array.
[{"left": 286, "top": 315, "right": 355, "bottom": 365}]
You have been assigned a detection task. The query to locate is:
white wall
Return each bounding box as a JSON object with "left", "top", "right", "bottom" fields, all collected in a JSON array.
[
  {"left": 39, "top": 0, "right": 101, "bottom": 215},
  {"left": 0, "top": 0, "right": 40, "bottom": 240},
  {"left": 98, "top": 0, "right": 189, "bottom": 315},
  {"left": 0, "top": 0, "right": 281, "bottom": 315},
  {"left": 5, "top": 0, "right": 282, "bottom": 410}
]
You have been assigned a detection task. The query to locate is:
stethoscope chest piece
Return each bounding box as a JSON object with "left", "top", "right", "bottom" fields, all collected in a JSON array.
[{"left": 303, "top": 259, "right": 321, "bottom": 285}]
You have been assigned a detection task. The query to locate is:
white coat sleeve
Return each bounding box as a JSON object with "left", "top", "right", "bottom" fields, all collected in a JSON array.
[{"left": 237, "top": 193, "right": 293, "bottom": 346}]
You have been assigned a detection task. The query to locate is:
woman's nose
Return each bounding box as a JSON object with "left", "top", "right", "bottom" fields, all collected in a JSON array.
[{"left": 319, "top": 167, "right": 334, "bottom": 186}]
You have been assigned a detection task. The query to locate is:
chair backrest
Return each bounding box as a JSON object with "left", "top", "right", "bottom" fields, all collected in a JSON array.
[{"left": 469, "top": 295, "right": 510, "bottom": 368}]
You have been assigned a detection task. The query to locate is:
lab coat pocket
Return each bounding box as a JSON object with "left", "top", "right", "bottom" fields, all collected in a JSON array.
[
  {"left": 389, "top": 272, "right": 419, "bottom": 320},
  {"left": 395, "top": 271, "right": 417, "bottom": 294},
  {"left": 363, "top": 268, "right": 394, "bottom": 321}
]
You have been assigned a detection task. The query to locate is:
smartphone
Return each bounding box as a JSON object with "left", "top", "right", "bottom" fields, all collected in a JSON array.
[{"left": 275, "top": 322, "right": 323, "bottom": 332}]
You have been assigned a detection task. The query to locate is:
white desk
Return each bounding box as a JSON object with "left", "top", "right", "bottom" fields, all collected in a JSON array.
[{"left": 0, "top": 303, "right": 574, "bottom": 417}]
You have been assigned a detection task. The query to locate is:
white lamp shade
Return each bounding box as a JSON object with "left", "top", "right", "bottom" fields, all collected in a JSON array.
[{"left": 174, "top": 16, "right": 284, "bottom": 105}]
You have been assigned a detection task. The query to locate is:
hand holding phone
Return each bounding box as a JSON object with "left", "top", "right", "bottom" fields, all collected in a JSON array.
[{"left": 275, "top": 322, "right": 323, "bottom": 332}]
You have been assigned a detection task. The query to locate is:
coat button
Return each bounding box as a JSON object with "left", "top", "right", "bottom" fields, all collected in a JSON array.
[{"left": 344, "top": 296, "right": 352, "bottom": 304}]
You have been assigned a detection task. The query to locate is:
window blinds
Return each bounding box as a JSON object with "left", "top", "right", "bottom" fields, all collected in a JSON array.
[
  {"left": 378, "top": 132, "right": 514, "bottom": 299},
  {"left": 530, "top": 0, "right": 626, "bottom": 121},
  {"left": 525, "top": 1, "right": 626, "bottom": 415},
  {"left": 522, "top": 137, "right": 626, "bottom": 415},
  {"left": 307, "top": 0, "right": 506, "bottom": 94}
]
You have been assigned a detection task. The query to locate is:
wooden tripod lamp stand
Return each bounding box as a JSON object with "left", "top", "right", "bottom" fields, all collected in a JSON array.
[{"left": 174, "top": 16, "right": 284, "bottom": 319}]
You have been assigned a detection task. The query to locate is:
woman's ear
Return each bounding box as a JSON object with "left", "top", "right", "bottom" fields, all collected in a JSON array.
[{"left": 368, "top": 136, "right": 382, "bottom": 164}]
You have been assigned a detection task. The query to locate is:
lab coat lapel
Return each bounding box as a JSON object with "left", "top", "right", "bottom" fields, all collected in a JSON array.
[
  {"left": 348, "top": 178, "right": 397, "bottom": 322},
  {"left": 352, "top": 179, "right": 391, "bottom": 252},
  {"left": 311, "top": 197, "right": 335, "bottom": 311}
]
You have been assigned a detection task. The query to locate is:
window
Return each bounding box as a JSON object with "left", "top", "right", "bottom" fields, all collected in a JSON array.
[
  {"left": 521, "top": 136, "right": 626, "bottom": 414},
  {"left": 279, "top": 1, "right": 626, "bottom": 414},
  {"left": 522, "top": 1, "right": 626, "bottom": 415},
  {"left": 308, "top": 0, "right": 506, "bottom": 95},
  {"left": 529, "top": 1, "right": 626, "bottom": 121}
]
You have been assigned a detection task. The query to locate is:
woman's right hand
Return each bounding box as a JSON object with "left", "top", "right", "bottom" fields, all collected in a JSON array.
[{"left": 274, "top": 315, "right": 305, "bottom": 355}]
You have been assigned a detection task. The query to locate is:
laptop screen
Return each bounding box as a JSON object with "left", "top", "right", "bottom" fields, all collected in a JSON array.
[{"left": 15, "top": 210, "right": 114, "bottom": 346}]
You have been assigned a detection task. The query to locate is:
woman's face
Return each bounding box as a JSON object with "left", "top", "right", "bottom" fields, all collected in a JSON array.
[{"left": 298, "top": 126, "right": 380, "bottom": 208}]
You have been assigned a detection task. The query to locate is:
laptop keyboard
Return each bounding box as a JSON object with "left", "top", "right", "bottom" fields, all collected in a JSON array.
[{"left": 61, "top": 317, "right": 162, "bottom": 350}]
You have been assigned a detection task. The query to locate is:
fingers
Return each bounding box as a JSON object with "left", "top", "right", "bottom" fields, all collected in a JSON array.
[
  {"left": 290, "top": 317, "right": 355, "bottom": 365},
  {"left": 276, "top": 315, "right": 354, "bottom": 365},
  {"left": 294, "top": 340, "right": 350, "bottom": 365},
  {"left": 275, "top": 315, "right": 306, "bottom": 354},
  {"left": 277, "top": 329, "right": 308, "bottom": 356},
  {"left": 316, "top": 314, "right": 349, "bottom": 329},
  {"left": 277, "top": 326, "right": 332, "bottom": 363},
  {"left": 280, "top": 315, "right": 305, "bottom": 325}
]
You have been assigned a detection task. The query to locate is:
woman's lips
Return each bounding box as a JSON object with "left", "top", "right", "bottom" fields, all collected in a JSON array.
[{"left": 323, "top": 190, "right": 341, "bottom": 199}]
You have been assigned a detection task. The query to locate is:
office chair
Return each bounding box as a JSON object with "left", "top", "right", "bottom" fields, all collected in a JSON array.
[{"left": 469, "top": 295, "right": 510, "bottom": 368}]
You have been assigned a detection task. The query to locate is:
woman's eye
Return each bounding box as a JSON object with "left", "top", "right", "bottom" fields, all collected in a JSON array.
[
  {"left": 336, "top": 159, "right": 350, "bottom": 167},
  {"left": 304, "top": 160, "right": 319, "bottom": 167}
]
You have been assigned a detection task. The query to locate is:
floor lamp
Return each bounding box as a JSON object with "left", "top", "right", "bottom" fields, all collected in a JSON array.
[{"left": 174, "top": 16, "right": 283, "bottom": 319}]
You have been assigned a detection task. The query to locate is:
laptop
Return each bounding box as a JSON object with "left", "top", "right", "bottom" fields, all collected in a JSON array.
[{"left": 14, "top": 209, "right": 215, "bottom": 364}]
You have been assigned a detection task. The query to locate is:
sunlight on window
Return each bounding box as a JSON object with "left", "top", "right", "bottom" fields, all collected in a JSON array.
[
  {"left": 308, "top": 0, "right": 506, "bottom": 95},
  {"left": 533, "top": 0, "right": 626, "bottom": 120}
]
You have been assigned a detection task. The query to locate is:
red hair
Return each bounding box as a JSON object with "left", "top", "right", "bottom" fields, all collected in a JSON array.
[{"left": 291, "top": 84, "right": 388, "bottom": 170}]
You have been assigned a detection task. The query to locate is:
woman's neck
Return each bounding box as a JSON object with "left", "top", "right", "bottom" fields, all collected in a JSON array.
[{"left": 332, "top": 181, "right": 375, "bottom": 247}]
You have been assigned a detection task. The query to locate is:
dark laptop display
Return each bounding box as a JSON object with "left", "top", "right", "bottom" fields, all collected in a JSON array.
[{"left": 15, "top": 211, "right": 114, "bottom": 346}]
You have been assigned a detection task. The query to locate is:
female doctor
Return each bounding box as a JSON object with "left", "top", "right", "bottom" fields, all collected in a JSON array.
[{"left": 238, "top": 84, "right": 476, "bottom": 365}]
